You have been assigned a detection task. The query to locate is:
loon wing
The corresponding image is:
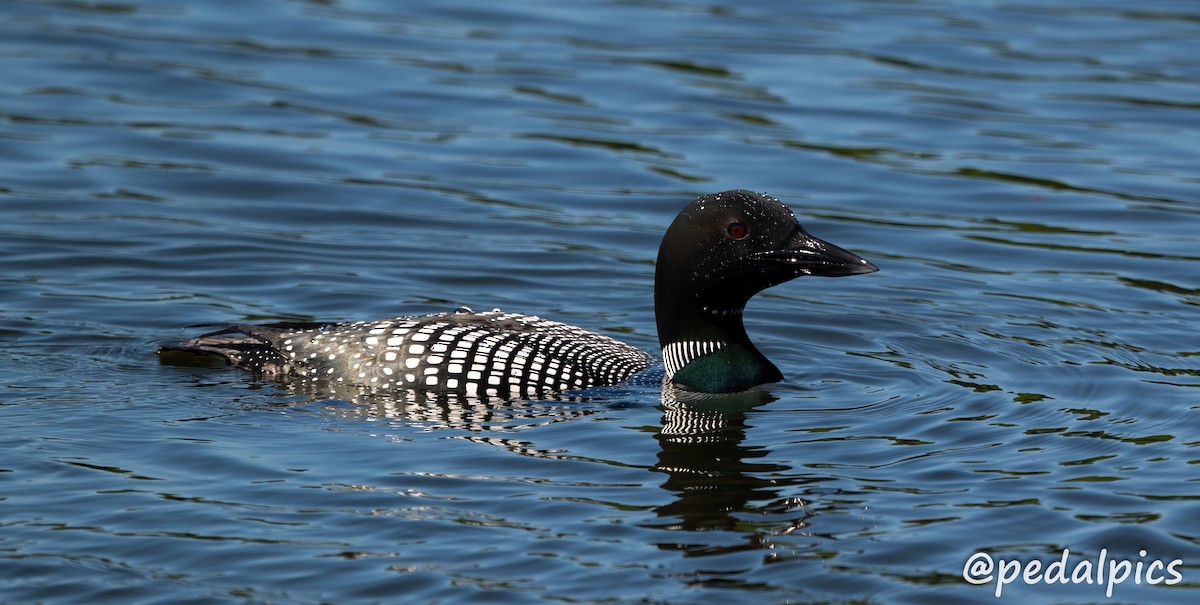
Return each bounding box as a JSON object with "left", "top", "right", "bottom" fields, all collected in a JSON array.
[{"left": 160, "top": 311, "right": 652, "bottom": 396}]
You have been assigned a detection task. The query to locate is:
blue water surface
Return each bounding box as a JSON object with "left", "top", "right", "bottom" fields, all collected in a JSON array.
[{"left": 2, "top": 1, "right": 1198, "bottom": 603}]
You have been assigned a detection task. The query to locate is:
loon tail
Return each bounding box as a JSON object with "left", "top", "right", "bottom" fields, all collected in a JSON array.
[{"left": 156, "top": 322, "right": 327, "bottom": 369}]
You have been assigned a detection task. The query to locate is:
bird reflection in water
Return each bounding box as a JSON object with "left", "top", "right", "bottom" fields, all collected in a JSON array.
[
  {"left": 297, "top": 379, "right": 818, "bottom": 551},
  {"left": 649, "top": 387, "right": 818, "bottom": 555}
]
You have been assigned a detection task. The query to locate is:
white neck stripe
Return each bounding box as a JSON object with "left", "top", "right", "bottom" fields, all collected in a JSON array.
[{"left": 662, "top": 340, "right": 726, "bottom": 380}]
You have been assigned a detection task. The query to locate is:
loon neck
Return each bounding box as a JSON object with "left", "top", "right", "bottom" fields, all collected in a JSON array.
[{"left": 655, "top": 299, "right": 782, "bottom": 393}]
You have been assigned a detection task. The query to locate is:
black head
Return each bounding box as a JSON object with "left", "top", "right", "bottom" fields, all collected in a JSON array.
[
  {"left": 655, "top": 190, "right": 877, "bottom": 316},
  {"left": 652, "top": 190, "right": 877, "bottom": 392}
]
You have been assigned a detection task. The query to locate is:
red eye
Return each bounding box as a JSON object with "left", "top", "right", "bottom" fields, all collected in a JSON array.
[{"left": 727, "top": 222, "right": 748, "bottom": 240}]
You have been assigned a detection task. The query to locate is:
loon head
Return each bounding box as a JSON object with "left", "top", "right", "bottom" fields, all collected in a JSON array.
[{"left": 654, "top": 190, "right": 878, "bottom": 393}]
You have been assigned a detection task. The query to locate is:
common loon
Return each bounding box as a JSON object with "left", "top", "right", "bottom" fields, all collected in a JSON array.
[{"left": 159, "top": 190, "right": 877, "bottom": 395}]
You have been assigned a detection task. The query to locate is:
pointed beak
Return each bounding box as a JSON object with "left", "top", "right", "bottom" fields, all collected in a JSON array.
[{"left": 753, "top": 227, "right": 878, "bottom": 277}]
